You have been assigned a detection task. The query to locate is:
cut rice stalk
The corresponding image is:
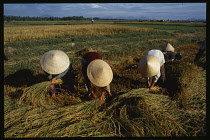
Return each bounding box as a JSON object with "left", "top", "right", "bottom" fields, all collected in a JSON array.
[{"left": 17, "top": 81, "right": 51, "bottom": 107}]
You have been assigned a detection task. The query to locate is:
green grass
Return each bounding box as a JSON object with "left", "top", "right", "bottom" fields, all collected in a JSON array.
[
  {"left": 113, "top": 21, "right": 206, "bottom": 26},
  {"left": 111, "top": 23, "right": 205, "bottom": 33},
  {"left": 109, "top": 21, "right": 205, "bottom": 34},
  {"left": 4, "top": 30, "right": 191, "bottom": 77}
]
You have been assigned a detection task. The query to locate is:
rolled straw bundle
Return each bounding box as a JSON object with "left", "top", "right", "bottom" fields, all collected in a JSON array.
[
  {"left": 17, "top": 79, "right": 78, "bottom": 107},
  {"left": 18, "top": 81, "right": 51, "bottom": 107}
]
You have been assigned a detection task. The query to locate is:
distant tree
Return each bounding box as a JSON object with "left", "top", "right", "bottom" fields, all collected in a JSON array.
[
  {"left": 93, "top": 17, "right": 100, "bottom": 20},
  {"left": 4, "top": 15, "right": 94, "bottom": 21}
]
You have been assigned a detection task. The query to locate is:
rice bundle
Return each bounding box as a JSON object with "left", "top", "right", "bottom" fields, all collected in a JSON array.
[
  {"left": 17, "top": 79, "right": 82, "bottom": 107},
  {"left": 164, "top": 60, "right": 205, "bottom": 109},
  {"left": 98, "top": 89, "right": 188, "bottom": 137},
  {"left": 55, "top": 79, "right": 63, "bottom": 84},
  {"left": 7, "top": 88, "right": 191, "bottom": 137},
  {"left": 163, "top": 60, "right": 206, "bottom": 135},
  {"left": 6, "top": 56, "right": 206, "bottom": 137},
  {"left": 17, "top": 81, "right": 51, "bottom": 107}
]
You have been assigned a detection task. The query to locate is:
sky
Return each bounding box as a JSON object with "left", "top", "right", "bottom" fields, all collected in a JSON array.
[{"left": 4, "top": 3, "right": 206, "bottom": 20}]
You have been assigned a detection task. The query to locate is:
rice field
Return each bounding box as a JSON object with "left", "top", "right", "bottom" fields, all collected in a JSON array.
[
  {"left": 4, "top": 22, "right": 206, "bottom": 137},
  {"left": 4, "top": 24, "right": 154, "bottom": 42}
]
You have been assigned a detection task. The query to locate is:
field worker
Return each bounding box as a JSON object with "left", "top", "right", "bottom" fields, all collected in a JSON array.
[
  {"left": 4, "top": 54, "right": 9, "bottom": 61},
  {"left": 175, "top": 53, "right": 182, "bottom": 60},
  {"left": 161, "top": 43, "right": 175, "bottom": 61},
  {"left": 138, "top": 50, "right": 166, "bottom": 91},
  {"left": 194, "top": 39, "right": 206, "bottom": 63},
  {"left": 82, "top": 52, "right": 113, "bottom": 105},
  {"left": 40, "top": 50, "right": 74, "bottom": 96},
  {"left": 91, "top": 18, "right": 94, "bottom": 24}
]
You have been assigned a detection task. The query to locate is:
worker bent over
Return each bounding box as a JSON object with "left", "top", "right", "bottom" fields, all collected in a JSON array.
[
  {"left": 40, "top": 50, "right": 74, "bottom": 96},
  {"left": 138, "top": 50, "right": 166, "bottom": 91},
  {"left": 82, "top": 52, "right": 113, "bottom": 105}
]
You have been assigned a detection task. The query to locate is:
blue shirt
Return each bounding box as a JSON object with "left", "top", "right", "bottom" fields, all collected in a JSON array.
[{"left": 47, "top": 65, "right": 70, "bottom": 80}]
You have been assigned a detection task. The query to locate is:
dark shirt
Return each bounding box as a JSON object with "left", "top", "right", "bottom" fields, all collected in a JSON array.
[
  {"left": 163, "top": 51, "right": 175, "bottom": 61},
  {"left": 4, "top": 54, "right": 9, "bottom": 61},
  {"left": 83, "top": 52, "right": 102, "bottom": 64},
  {"left": 45, "top": 63, "right": 75, "bottom": 92},
  {"left": 82, "top": 52, "right": 106, "bottom": 93},
  {"left": 82, "top": 52, "right": 102, "bottom": 74},
  {"left": 200, "top": 40, "right": 206, "bottom": 51}
]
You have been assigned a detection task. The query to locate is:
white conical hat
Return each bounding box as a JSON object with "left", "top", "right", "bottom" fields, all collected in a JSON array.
[
  {"left": 162, "top": 43, "right": 174, "bottom": 52},
  {"left": 138, "top": 55, "right": 160, "bottom": 77},
  {"left": 40, "top": 50, "right": 70, "bottom": 74},
  {"left": 87, "top": 59, "right": 113, "bottom": 87}
]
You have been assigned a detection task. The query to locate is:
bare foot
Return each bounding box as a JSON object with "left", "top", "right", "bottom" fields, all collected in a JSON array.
[{"left": 149, "top": 87, "right": 154, "bottom": 91}]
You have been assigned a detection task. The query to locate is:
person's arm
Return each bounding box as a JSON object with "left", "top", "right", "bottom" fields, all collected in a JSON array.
[
  {"left": 45, "top": 72, "right": 55, "bottom": 85},
  {"left": 82, "top": 58, "right": 97, "bottom": 98},
  {"left": 50, "top": 77, "right": 56, "bottom": 85},
  {"left": 149, "top": 71, "right": 160, "bottom": 91},
  {"left": 149, "top": 81, "right": 156, "bottom": 91},
  {"left": 88, "top": 86, "right": 97, "bottom": 98},
  {"left": 83, "top": 73, "right": 96, "bottom": 98},
  {"left": 147, "top": 77, "right": 153, "bottom": 88},
  {"left": 99, "top": 87, "right": 107, "bottom": 105},
  {"left": 106, "top": 84, "right": 112, "bottom": 96},
  {"left": 83, "top": 67, "right": 97, "bottom": 98},
  {"left": 50, "top": 77, "right": 57, "bottom": 96}
]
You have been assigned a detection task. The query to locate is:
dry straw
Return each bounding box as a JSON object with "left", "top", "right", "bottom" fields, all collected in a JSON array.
[
  {"left": 4, "top": 24, "right": 154, "bottom": 41},
  {"left": 6, "top": 88, "right": 190, "bottom": 137},
  {"left": 5, "top": 45, "right": 206, "bottom": 137},
  {"left": 164, "top": 60, "right": 205, "bottom": 110},
  {"left": 17, "top": 79, "right": 82, "bottom": 107},
  {"left": 17, "top": 81, "right": 51, "bottom": 107}
]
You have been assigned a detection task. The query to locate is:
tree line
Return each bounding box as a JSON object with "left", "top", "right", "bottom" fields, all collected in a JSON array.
[{"left": 4, "top": 16, "right": 101, "bottom": 22}]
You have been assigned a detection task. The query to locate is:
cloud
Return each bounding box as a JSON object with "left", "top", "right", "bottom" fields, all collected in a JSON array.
[
  {"left": 4, "top": 3, "right": 206, "bottom": 20},
  {"left": 90, "top": 4, "right": 102, "bottom": 8}
]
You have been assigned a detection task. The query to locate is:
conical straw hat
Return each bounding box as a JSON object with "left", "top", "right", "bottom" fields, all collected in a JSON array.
[
  {"left": 138, "top": 55, "right": 160, "bottom": 77},
  {"left": 87, "top": 59, "right": 113, "bottom": 87},
  {"left": 162, "top": 43, "right": 174, "bottom": 52},
  {"left": 40, "top": 50, "right": 70, "bottom": 74}
]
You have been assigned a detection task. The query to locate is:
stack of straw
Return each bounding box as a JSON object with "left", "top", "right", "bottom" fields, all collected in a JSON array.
[
  {"left": 8, "top": 88, "right": 191, "bottom": 137},
  {"left": 17, "top": 79, "right": 81, "bottom": 107},
  {"left": 17, "top": 81, "right": 51, "bottom": 107}
]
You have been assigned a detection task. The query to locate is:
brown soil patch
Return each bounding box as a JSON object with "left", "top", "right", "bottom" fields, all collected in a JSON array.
[{"left": 180, "top": 33, "right": 196, "bottom": 38}]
